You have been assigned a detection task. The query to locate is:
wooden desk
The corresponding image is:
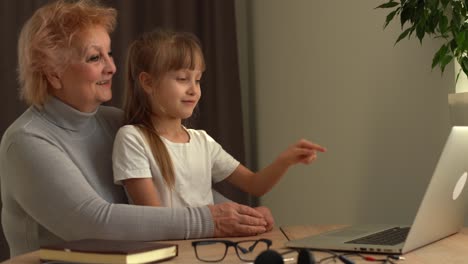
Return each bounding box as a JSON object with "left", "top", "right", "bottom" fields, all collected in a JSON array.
[
  {"left": 2, "top": 225, "right": 468, "bottom": 263},
  {"left": 0, "top": 228, "right": 290, "bottom": 264}
]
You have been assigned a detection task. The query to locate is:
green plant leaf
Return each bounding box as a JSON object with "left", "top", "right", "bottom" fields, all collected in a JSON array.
[
  {"left": 427, "top": 0, "right": 439, "bottom": 9},
  {"left": 426, "top": 12, "right": 439, "bottom": 33},
  {"left": 400, "top": 5, "right": 415, "bottom": 28},
  {"left": 378, "top": 0, "right": 468, "bottom": 78},
  {"left": 463, "top": 31, "right": 468, "bottom": 51},
  {"left": 416, "top": 21, "right": 426, "bottom": 42},
  {"left": 438, "top": 14, "right": 448, "bottom": 34},
  {"left": 395, "top": 27, "right": 413, "bottom": 44},
  {"left": 451, "top": 2, "right": 463, "bottom": 30},
  {"left": 441, "top": 0, "right": 450, "bottom": 8},
  {"left": 414, "top": 0, "right": 425, "bottom": 22},
  {"left": 432, "top": 44, "right": 448, "bottom": 68},
  {"left": 461, "top": 57, "right": 468, "bottom": 76},
  {"left": 440, "top": 54, "right": 453, "bottom": 72},
  {"left": 376, "top": 1, "right": 400, "bottom": 9},
  {"left": 456, "top": 68, "right": 462, "bottom": 83},
  {"left": 456, "top": 31, "right": 466, "bottom": 47},
  {"left": 450, "top": 39, "right": 458, "bottom": 53},
  {"left": 384, "top": 9, "right": 400, "bottom": 28}
]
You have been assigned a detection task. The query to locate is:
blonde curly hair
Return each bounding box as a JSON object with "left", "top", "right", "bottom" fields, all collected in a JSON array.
[{"left": 17, "top": 0, "right": 117, "bottom": 108}]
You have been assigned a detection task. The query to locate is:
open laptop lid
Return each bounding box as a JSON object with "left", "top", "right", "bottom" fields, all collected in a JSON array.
[
  {"left": 285, "top": 126, "right": 468, "bottom": 254},
  {"left": 402, "top": 126, "right": 468, "bottom": 253}
]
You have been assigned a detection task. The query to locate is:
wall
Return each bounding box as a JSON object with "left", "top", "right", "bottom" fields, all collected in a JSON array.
[{"left": 237, "top": 0, "right": 455, "bottom": 226}]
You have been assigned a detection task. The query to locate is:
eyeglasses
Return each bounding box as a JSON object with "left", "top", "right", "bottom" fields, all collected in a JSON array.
[{"left": 192, "top": 238, "right": 272, "bottom": 262}]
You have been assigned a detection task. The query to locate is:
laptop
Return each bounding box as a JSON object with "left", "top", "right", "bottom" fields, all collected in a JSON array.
[{"left": 285, "top": 126, "right": 468, "bottom": 254}]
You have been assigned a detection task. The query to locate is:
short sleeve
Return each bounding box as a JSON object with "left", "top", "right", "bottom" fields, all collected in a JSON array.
[
  {"left": 112, "top": 125, "right": 152, "bottom": 184},
  {"left": 201, "top": 131, "right": 240, "bottom": 183}
]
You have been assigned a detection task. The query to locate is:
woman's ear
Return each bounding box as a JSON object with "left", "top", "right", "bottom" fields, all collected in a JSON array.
[
  {"left": 138, "top": 72, "right": 154, "bottom": 95},
  {"left": 45, "top": 71, "right": 62, "bottom": 90}
]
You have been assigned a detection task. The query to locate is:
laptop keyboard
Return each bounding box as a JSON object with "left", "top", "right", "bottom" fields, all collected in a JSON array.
[{"left": 345, "top": 227, "right": 411, "bottom": 246}]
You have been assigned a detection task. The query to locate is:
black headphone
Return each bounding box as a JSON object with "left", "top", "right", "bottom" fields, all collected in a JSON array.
[{"left": 254, "top": 248, "right": 316, "bottom": 264}]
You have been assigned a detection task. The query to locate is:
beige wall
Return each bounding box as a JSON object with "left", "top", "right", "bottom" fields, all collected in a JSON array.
[{"left": 237, "top": 0, "right": 455, "bottom": 226}]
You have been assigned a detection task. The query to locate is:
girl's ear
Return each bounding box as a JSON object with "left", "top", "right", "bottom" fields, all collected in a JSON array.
[
  {"left": 45, "top": 71, "right": 62, "bottom": 90},
  {"left": 138, "top": 72, "right": 154, "bottom": 94}
]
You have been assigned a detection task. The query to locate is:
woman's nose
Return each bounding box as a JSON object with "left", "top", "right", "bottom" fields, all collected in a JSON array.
[{"left": 103, "top": 56, "right": 116, "bottom": 75}]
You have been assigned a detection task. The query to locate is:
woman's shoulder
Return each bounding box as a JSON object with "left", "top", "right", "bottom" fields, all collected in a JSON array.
[
  {"left": 96, "top": 105, "right": 124, "bottom": 131},
  {"left": 2, "top": 107, "right": 46, "bottom": 138},
  {"left": 97, "top": 105, "right": 123, "bottom": 121},
  {"left": 1, "top": 107, "right": 51, "bottom": 151}
]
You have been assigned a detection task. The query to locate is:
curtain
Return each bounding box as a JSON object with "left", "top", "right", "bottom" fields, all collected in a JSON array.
[{"left": 0, "top": 0, "right": 249, "bottom": 260}]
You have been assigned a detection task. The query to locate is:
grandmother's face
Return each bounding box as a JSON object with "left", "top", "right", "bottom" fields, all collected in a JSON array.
[{"left": 51, "top": 25, "right": 116, "bottom": 112}]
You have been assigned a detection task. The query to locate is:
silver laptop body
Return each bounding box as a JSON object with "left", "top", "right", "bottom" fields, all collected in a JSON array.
[{"left": 286, "top": 126, "right": 468, "bottom": 254}]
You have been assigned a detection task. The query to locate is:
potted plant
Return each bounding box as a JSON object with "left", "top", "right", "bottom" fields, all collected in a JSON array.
[{"left": 376, "top": 0, "right": 468, "bottom": 81}]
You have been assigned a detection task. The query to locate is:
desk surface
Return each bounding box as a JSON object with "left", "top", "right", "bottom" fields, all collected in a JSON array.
[
  {"left": 0, "top": 228, "right": 289, "bottom": 264},
  {"left": 2, "top": 225, "right": 468, "bottom": 263}
]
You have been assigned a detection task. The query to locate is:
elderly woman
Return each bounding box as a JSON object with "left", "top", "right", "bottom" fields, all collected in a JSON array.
[{"left": 0, "top": 0, "right": 272, "bottom": 257}]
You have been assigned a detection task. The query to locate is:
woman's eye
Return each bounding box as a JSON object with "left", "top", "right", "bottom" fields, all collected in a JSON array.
[
  {"left": 87, "top": 55, "right": 101, "bottom": 62},
  {"left": 176, "top": 77, "right": 187, "bottom": 81}
]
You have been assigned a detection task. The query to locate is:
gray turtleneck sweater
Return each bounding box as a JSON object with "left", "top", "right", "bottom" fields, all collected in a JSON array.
[{"left": 0, "top": 97, "right": 213, "bottom": 257}]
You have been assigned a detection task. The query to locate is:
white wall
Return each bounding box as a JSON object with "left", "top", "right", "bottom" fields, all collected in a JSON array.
[{"left": 237, "top": 0, "right": 455, "bottom": 226}]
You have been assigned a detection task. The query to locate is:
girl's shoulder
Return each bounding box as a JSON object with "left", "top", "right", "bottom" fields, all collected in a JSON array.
[
  {"left": 185, "top": 128, "right": 211, "bottom": 139},
  {"left": 185, "top": 128, "right": 219, "bottom": 145},
  {"left": 117, "top": 124, "right": 141, "bottom": 135},
  {"left": 115, "top": 125, "right": 146, "bottom": 142}
]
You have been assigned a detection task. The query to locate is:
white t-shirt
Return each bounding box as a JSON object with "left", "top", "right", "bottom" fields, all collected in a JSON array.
[{"left": 112, "top": 125, "right": 240, "bottom": 207}]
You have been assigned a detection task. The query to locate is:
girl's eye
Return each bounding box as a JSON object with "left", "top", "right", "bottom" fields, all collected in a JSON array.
[
  {"left": 196, "top": 79, "right": 201, "bottom": 84},
  {"left": 176, "top": 77, "right": 187, "bottom": 81}
]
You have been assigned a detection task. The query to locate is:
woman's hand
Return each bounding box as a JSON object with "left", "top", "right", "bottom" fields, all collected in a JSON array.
[
  {"left": 208, "top": 202, "right": 268, "bottom": 237},
  {"left": 254, "top": 206, "right": 275, "bottom": 231}
]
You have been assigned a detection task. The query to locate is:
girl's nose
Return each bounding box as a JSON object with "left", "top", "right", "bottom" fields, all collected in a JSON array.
[{"left": 187, "top": 80, "right": 200, "bottom": 95}]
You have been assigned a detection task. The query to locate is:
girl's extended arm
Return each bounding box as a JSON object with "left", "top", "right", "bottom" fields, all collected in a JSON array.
[{"left": 226, "top": 139, "right": 326, "bottom": 197}]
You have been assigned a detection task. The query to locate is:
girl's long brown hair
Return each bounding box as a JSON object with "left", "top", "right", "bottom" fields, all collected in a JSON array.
[{"left": 124, "top": 28, "right": 205, "bottom": 188}]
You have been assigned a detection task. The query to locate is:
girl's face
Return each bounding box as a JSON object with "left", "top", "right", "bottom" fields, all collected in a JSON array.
[
  {"left": 151, "top": 68, "right": 202, "bottom": 120},
  {"left": 51, "top": 25, "right": 116, "bottom": 113}
]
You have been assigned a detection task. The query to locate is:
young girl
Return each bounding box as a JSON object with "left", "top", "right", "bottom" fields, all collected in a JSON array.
[{"left": 112, "top": 28, "right": 326, "bottom": 208}]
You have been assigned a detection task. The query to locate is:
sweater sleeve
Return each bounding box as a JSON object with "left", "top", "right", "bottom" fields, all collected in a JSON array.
[{"left": 4, "top": 133, "right": 214, "bottom": 242}]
